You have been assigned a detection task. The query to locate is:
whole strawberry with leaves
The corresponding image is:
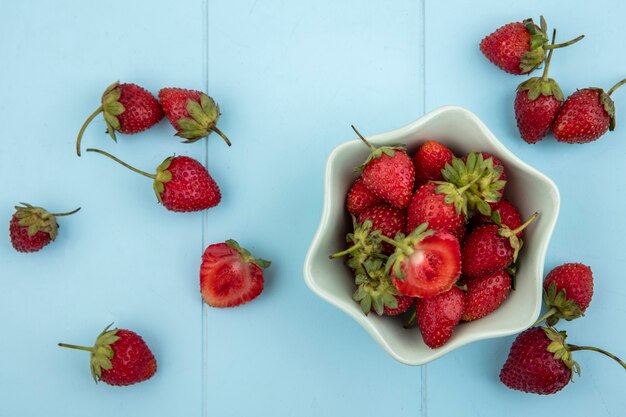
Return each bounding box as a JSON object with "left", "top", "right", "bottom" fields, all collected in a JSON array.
[
  {"left": 76, "top": 81, "right": 164, "bottom": 156},
  {"left": 59, "top": 324, "right": 157, "bottom": 386},
  {"left": 412, "top": 140, "right": 455, "bottom": 187},
  {"left": 500, "top": 326, "right": 626, "bottom": 395},
  {"left": 553, "top": 78, "right": 626, "bottom": 143},
  {"left": 352, "top": 125, "right": 414, "bottom": 209},
  {"left": 159, "top": 88, "right": 231, "bottom": 145},
  {"left": 87, "top": 148, "right": 220, "bottom": 212},
  {"left": 480, "top": 16, "right": 583, "bottom": 75},
  {"left": 9, "top": 203, "right": 81, "bottom": 252}
]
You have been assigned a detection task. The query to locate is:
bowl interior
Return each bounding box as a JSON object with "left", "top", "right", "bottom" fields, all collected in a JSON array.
[{"left": 304, "top": 106, "right": 559, "bottom": 365}]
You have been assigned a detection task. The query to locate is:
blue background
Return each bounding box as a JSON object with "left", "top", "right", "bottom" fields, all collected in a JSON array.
[{"left": 0, "top": 0, "right": 624, "bottom": 415}]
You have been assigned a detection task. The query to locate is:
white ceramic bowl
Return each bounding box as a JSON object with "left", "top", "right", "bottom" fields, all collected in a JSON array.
[{"left": 304, "top": 106, "right": 560, "bottom": 365}]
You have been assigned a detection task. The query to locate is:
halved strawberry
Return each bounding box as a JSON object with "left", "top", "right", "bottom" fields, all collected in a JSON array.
[
  {"left": 200, "top": 240, "right": 271, "bottom": 308},
  {"left": 346, "top": 178, "right": 381, "bottom": 215},
  {"left": 382, "top": 224, "right": 461, "bottom": 298}
]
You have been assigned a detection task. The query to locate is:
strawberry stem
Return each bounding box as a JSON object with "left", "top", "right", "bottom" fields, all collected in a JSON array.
[
  {"left": 510, "top": 212, "right": 539, "bottom": 235},
  {"left": 86, "top": 148, "right": 157, "bottom": 180},
  {"left": 351, "top": 125, "right": 376, "bottom": 152},
  {"left": 541, "top": 30, "right": 557, "bottom": 82},
  {"left": 76, "top": 105, "right": 104, "bottom": 157},
  {"left": 329, "top": 243, "right": 362, "bottom": 259},
  {"left": 532, "top": 306, "right": 557, "bottom": 326},
  {"left": 569, "top": 344, "right": 626, "bottom": 370},
  {"left": 607, "top": 78, "right": 626, "bottom": 96},
  {"left": 210, "top": 126, "right": 232, "bottom": 146},
  {"left": 57, "top": 343, "right": 94, "bottom": 353},
  {"left": 49, "top": 207, "right": 82, "bottom": 217},
  {"left": 543, "top": 34, "right": 584, "bottom": 50},
  {"left": 403, "top": 310, "right": 416, "bottom": 329}
]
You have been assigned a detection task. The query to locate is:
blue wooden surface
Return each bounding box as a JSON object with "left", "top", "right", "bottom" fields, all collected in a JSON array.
[{"left": 0, "top": 0, "right": 624, "bottom": 416}]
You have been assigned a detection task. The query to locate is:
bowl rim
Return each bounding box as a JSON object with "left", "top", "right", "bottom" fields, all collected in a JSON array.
[{"left": 303, "top": 105, "right": 560, "bottom": 365}]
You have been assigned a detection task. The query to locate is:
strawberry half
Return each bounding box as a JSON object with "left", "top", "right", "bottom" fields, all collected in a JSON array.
[
  {"left": 9, "top": 203, "right": 81, "bottom": 253},
  {"left": 159, "top": 88, "right": 231, "bottom": 145},
  {"left": 346, "top": 177, "right": 382, "bottom": 215},
  {"left": 200, "top": 240, "right": 270, "bottom": 308},
  {"left": 86, "top": 148, "right": 221, "bottom": 212},
  {"left": 417, "top": 286, "right": 466, "bottom": 348},
  {"left": 462, "top": 270, "right": 511, "bottom": 321},
  {"left": 352, "top": 125, "right": 414, "bottom": 209},
  {"left": 412, "top": 140, "right": 454, "bottom": 187},
  {"left": 76, "top": 81, "right": 164, "bottom": 156},
  {"left": 382, "top": 223, "right": 461, "bottom": 298}
]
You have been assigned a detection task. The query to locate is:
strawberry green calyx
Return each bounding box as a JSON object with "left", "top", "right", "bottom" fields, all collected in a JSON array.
[
  {"left": 498, "top": 212, "right": 538, "bottom": 262},
  {"left": 382, "top": 222, "right": 434, "bottom": 280},
  {"left": 58, "top": 323, "right": 120, "bottom": 383},
  {"left": 541, "top": 327, "right": 581, "bottom": 380},
  {"left": 225, "top": 239, "right": 271, "bottom": 268},
  {"left": 177, "top": 94, "right": 231, "bottom": 145},
  {"left": 518, "top": 29, "right": 564, "bottom": 101},
  {"left": 353, "top": 258, "right": 400, "bottom": 315},
  {"left": 351, "top": 125, "right": 405, "bottom": 172},
  {"left": 13, "top": 203, "right": 81, "bottom": 240},
  {"left": 590, "top": 78, "right": 626, "bottom": 132},
  {"left": 538, "top": 282, "right": 584, "bottom": 326},
  {"left": 329, "top": 217, "right": 385, "bottom": 268}
]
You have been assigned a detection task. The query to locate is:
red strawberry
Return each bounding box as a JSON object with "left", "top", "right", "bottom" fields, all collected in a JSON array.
[
  {"left": 9, "top": 203, "right": 80, "bottom": 253},
  {"left": 200, "top": 239, "right": 270, "bottom": 308},
  {"left": 480, "top": 17, "right": 583, "bottom": 75},
  {"left": 76, "top": 82, "right": 164, "bottom": 156},
  {"left": 462, "top": 213, "right": 537, "bottom": 278},
  {"left": 384, "top": 295, "right": 414, "bottom": 316},
  {"left": 352, "top": 126, "right": 414, "bottom": 209},
  {"left": 462, "top": 270, "right": 511, "bottom": 321},
  {"left": 406, "top": 182, "right": 466, "bottom": 241},
  {"left": 346, "top": 177, "right": 381, "bottom": 215},
  {"left": 478, "top": 199, "right": 523, "bottom": 235},
  {"left": 383, "top": 224, "right": 461, "bottom": 298},
  {"left": 412, "top": 141, "right": 454, "bottom": 187},
  {"left": 538, "top": 263, "right": 593, "bottom": 326},
  {"left": 417, "top": 287, "right": 465, "bottom": 348},
  {"left": 58, "top": 324, "right": 157, "bottom": 386},
  {"left": 358, "top": 204, "right": 406, "bottom": 253},
  {"left": 514, "top": 31, "right": 564, "bottom": 143},
  {"left": 86, "top": 148, "right": 220, "bottom": 212},
  {"left": 159, "top": 88, "right": 231, "bottom": 145},
  {"left": 552, "top": 78, "right": 626, "bottom": 143}
]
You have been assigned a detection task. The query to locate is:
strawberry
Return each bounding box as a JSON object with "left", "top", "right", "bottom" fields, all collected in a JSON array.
[
  {"left": 417, "top": 286, "right": 465, "bottom": 348},
  {"left": 462, "top": 270, "right": 511, "bottom": 321},
  {"left": 86, "top": 148, "right": 220, "bottom": 212},
  {"left": 480, "top": 17, "right": 583, "bottom": 75},
  {"left": 346, "top": 177, "right": 381, "bottom": 215},
  {"left": 352, "top": 125, "right": 414, "bottom": 209},
  {"left": 514, "top": 30, "right": 565, "bottom": 143},
  {"left": 552, "top": 78, "right": 626, "bottom": 143},
  {"left": 461, "top": 213, "right": 538, "bottom": 278},
  {"left": 382, "top": 224, "right": 461, "bottom": 298},
  {"left": 9, "top": 203, "right": 80, "bottom": 253},
  {"left": 537, "top": 263, "right": 593, "bottom": 326},
  {"left": 76, "top": 81, "right": 164, "bottom": 156},
  {"left": 384, "top": 295, "right": 415, "bottom": 316},
  {"left": 358, "top": 204, "right": 406, "bottom": 254},
  {"left": 412, "top": 140, "right": 454, "bottom": 187},
  {"left": 406, "top": 182, "right": 466, "bottom": 241},
  {"left": 200, "top": 239, "right": 270, "bottom": 308},
  {"left": 477, "top": 199, "right": 522, "bottom": 235},
  {"left": 159, "top": 88, "right": 231, "bottom": 145},
  {"left": 58, "top": 324, "right": 156, "bottom": 386}
]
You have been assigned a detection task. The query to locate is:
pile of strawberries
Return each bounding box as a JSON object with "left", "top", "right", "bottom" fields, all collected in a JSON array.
[
  {"left": 480, "top": 16, "right": 626, "bottom": 144},
  {"left": 332, "top": 126, "right": 538, "bottom": 349},
  {"left": 10, "top": 81, "right": 271, "bottom": 386}
]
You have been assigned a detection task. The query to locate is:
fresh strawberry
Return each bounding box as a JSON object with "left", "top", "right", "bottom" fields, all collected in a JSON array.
[
  {"left": 358, "top": 204, "right": 406, "bottom": 253},
  {"left": 58, "top": 324, "right": 157, "bottom": 386},
  {"left": 417, "top": 287, "right": 465, "bottom": 348},
  {"left": 9, "top": 203, "right": 80, "bottom": 253},
  {"left": 346, "top": 177, "right": 382, "bottom": 215},
  {"left": 552, "top": 78, "right": 626, "bottom": 143},
  {"left": 477, "top": 199, "right": 522, "bottom": 235},
  {"left": 159, "top": 88, "right": 231, "bottom": 145},
  {"left": 200, "top": 239, "right": 270, "bottom": 308},
  {"left": 514, "top": 31, "right": 564, "bottom": 143},
  {"left": 384, "top": 295, "right": 415, "bottom": 316},
  {"left": 406, "top": 182, "right": 466, "bottom": 241},
  {"left": 75, "top": 81, "right": 164, "bottom": 156},
  {"left": 462, "top": 213, "right": 537, "bottom": 278},
  {"left": 352, "top": 126, "right": 414, "bottom": 209},
  {"left": 412, "top": 140, "right": 454, "bottom": 187},
  {"left": 86, "top": 148, "right": 220, "bottom": 212},
  {"left": 383, "top": 224, "right": 461, "bottom": 298},
  {"left": 480, "top": 17, "right": 583, "bottom": 75},
  {"left": 462, "top": 270, "right": 511, "bottom": 321},
  {"left": 538, "top": 263, "right": 593, "bottom": 326}
]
